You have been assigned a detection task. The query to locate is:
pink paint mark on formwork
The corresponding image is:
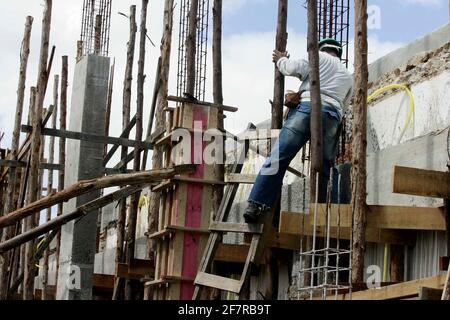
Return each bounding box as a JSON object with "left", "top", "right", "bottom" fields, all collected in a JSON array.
[{"left": 180, "top": 106, "right": 208, "bottom": 299}]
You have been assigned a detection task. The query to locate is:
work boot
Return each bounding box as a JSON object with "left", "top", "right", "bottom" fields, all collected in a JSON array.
[{"left": 243, "top": 203, "right": 265, "bottom": 224}]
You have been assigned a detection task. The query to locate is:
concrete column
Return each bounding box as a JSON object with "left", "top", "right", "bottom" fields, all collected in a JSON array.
[{"left": 56, "top": 55, "right": 110, "bottom": 300}]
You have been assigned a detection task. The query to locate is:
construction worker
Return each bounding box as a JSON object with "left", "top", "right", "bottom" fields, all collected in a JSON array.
[{"left": 244, "top": 38, "right": 353, "bottom": 224}]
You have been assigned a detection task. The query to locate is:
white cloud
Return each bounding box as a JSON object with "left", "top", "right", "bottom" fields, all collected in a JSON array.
[
  {"left": 223, "top": 0, "right": 271, "bottom": 14},
  {"left": 398, "top": 0, "right": 443, "bottom": 6}
]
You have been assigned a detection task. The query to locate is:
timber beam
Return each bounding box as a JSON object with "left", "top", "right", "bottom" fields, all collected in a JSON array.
[
  {"left": 21, "top": 125, "right": 153, "bottom": 150},
  {"left": 282, "top": 203, "right": 446, "bottom": 231},
  {"left": 393, "top": 166, "right": 450, "bottom": 199},
  {"left": 333, "top": 274, "right": 447, "bottom": 300},
  {"left": 280, "top": 211, "right": 416, "bottom": 245}
]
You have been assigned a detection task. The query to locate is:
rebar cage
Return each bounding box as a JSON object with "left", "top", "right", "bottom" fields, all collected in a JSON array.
[
  {"left": 80, "top": 0, "right": 112, "bottom": 57},
  {"left": 317, "top": 0, "right": 350, "bottom": 68},
  {"left": 176, "top": 0, "right": 211, "bottom": 101}
]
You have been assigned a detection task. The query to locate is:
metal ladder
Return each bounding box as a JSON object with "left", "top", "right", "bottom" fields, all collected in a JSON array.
[{"left": 192, "top": 123, "right": 278, "bottom": 299}]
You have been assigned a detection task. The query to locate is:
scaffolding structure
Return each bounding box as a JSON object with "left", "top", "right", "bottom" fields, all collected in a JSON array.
[
  {"left": 317, "top": 0, "right": 350, "bottom": 67},
  {"left": 80, "top": 0, "right": 112, "bottom": 57},
  {"left": 176, "top": 0, "right": 210, "bottom": 101}
]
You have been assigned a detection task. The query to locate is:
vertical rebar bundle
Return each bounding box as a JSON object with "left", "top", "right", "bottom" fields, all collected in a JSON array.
[
  {"left": 176, "top": 0, "right": 210, "bottom": 101},
  {"left": 297, "top": 170, "right": 352, "bottom": 300},
  {"left": 317, "top": 0, "right": 350, "bottom": 67},
  {"left": 80, "top": 0, "right": 112, "bottom": 57}
]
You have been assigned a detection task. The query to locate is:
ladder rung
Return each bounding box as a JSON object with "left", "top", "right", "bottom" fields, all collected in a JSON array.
[
  {"left": 195, "top": 272, "right": 242, "bottom": 294},
  {"left": 209, "top": 222, "right": 263, "bottom": 234},
  {"left": 225, "top": 173, "right": 256, "bottom": 184}
]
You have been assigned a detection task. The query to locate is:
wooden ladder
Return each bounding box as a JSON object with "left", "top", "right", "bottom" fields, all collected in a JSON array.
[{"left": 193, "top": 123, "right": 278, "bottom": 299}]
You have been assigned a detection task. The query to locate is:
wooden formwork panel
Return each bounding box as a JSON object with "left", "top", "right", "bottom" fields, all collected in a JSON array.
[{"left": 152, "top": 103, "right": 221, "bottom": 300}]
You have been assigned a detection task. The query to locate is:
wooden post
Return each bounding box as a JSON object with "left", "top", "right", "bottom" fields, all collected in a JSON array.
[
  {"left": 272, "top": 0, "right": 288, "bottom": 130},
  {"left": 207, "top": 0, "right": 224, "bottom": 300},
  {"left": 351, "top": 0, "right": 368, "bottom": 283},
  {"left": 0, "top": 15, "right": 33, "bottom": 300},
  {"left": 113, "top": 5, "right": 136, "bottom": 301},
  {"left": 24, "top": 0, "right": 52, "bottom": 300},
  {"left": 23, "top": 86, "right": 38, "bottom": 300},
  {"left": 42, "top": 75, "right": 58, "bottom": 300},
  {"left": 390, "top": 245, "right": 405, "bottom": 282},
  {"left": 186, "top": 0, "right": 199, "bottom": 97},
  {"left": 145, "top": 0, "right": 175, "bottom": 301},
  {"left": 262, "top": 0, "right": 288, "bottom": 300},
  {"left": 307, "top": 0, "right": 323, "bottom": 203},
  {"left": 443, "top": 168, "right": 450, "bottom": 300},
  {"left": 104, "top": 60, "right": 115, "bottom": 158},
  {"left": 443, "top": 259, "right": 450, "bottom": 300},
  {"left": 124, "top": 0, "right": 148, "bottom": 300},
  {"left": 212, "top": 0, "right": 224, "bottom": 219},
  {"left": 55, "top": 56, "right": 68, "bottom": 290}
]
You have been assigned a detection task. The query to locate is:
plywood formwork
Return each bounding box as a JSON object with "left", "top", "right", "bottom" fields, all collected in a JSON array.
[{"left": 148, "top": 102, "right": 220, "bottom": 299}]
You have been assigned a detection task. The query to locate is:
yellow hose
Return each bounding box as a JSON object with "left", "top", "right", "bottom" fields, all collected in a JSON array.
[
  {"left": 35, "top": 237, "right": 46, "bottom": 269},
  {"left": 383, "top": 244, "right": 389, "bottom": 282},
  {"left": 367, "top": 84, "right": 415, "bottom": 142}
]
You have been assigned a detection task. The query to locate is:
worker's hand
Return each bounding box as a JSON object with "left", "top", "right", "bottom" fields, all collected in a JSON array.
[{"left": 272, "top": 50, "right": 289, "bottom": 63}]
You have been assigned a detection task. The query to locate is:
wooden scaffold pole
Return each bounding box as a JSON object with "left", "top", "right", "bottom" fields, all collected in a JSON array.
[
  {"left": 23, "top": 0, "right": 52, "bottom": 300},
  {"left": 144, "top": 0, "right": 175, "bottom": 301},
  {"left": 307, "top": 0, "right": 323, "bottom": 203},
  {"left": 212, "top": 0, "right": 224, "bottom": 218},
  {"left": 42, "top": 74, "right": 58, "bottom": 300},
  {"left": 54, "top": 56, "right": 68, "bottom": 289},
  {"left": 351, "top": 0, "right": 369, "bottom": 283},
  {"left": 0, "top": 15, "right": 33, "bottom": 300},
  {"left": 124, "top": 0, "right": 148, "bottom": 300},
  {"left": 113, "top": 4, "right": 137, "bottom": 300},
  {"left": 186, "top": 0, "right": 199, "bottom": 97},
  {"left": 272, "top": 0, "right": 288, "bottom": 131}
]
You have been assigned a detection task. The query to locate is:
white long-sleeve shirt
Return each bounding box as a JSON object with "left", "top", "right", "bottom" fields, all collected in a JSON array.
[{"left": 276, "top": 52, "right": 353, "bottom": 119}]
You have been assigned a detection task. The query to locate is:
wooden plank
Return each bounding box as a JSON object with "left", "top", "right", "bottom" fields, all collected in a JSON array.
[
  {"left": 152, "top": 180, "right": 176, "bottom": 193},
  {"left": 92, "top": 274, "right": 115, "bottom": 289},
  {"left": 116, "top": 263, "right": 141, "bottom": 280},
  {"left": 279, "top": 212, "right": 416, "bottom": 245},
  {"left": 116, "top": 259, "right": 154, "bottom": 280},
  {"left": 215, "top": 244, "right": 249, "bottom": 264},
  {"left": 418, "top": 286, "right": 443, "bottom": 300},
  {"left": 195, "top": 272, "right": 241, "bottom": 294},
  {"left": 166, "top": 96, "right": 238, "bottom": 112},
  {"left": 393, "top": 166, "right": 450, "bottom": 199},
  {"left": 103, "top": 115, "right": 137, "bottom": 165},
  {"left": 173, "top": 176, "right": 225, "bottom": 185},
  {"left": 148, "top": 225, "right": 210, "bottom": 240},
  {"left": 283, "top": 204, "right": 445, "bottom": 231},
  {"left": 209, "top": 222, "right": 263, "bottom": 234},
  {"left": 145, "top": 276, "right": 194, "bottom": 287},
  {"left": 0, "top": 159, "right": 63, "bottom": 171},
  {"left": 21, "top": 125, "right": 153, "bottom": 150},
  {"left": 225, "top": 173, "right": 256, "bottom": 184},
  {"left": 334, "top": 274, "right": 446, "bottom": 300}
]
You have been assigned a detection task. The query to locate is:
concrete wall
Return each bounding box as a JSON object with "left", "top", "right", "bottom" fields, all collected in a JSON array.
[
  {"left": 56, "top": 55, "right": 110, "bottom": 300},
  {"left": 368, "top": 24, "right": 450, "bottom": 83},
  {"left": 364, "top": 24, "right": 450, "bottom": 282}
]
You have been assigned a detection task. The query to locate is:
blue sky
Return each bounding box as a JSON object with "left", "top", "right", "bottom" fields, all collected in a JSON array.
[{"left": 222, "top": 0, "right": 449, "bottom": 44}]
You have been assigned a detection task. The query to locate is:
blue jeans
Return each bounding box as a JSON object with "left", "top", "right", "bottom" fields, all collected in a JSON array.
[{"left": 248, "top": 103, "right": 342, "bottom": 208}]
